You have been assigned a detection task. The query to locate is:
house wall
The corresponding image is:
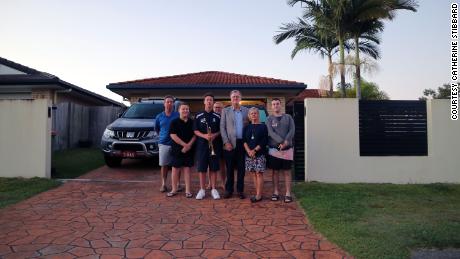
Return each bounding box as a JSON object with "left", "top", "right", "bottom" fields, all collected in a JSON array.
[
  {"left": 56, "top": 92, "right": 104, "bottom": 106},
  {"left": 304, "top": 98, "right": 460, "bottom": 183},
  {"left": 31, "top": 89, "right": 53, "bottom": 100},
  {"left": 128, "top": 95, "right": 287, "bottom": 114},
  {"left": 0, "top": 99, "right": 51, "bottom": 178}
]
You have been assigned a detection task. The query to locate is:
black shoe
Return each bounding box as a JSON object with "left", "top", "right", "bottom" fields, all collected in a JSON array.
[
  {"left": 238, "top": 192, "right": 246, "bottom": 199},
  {"left": 223, "top": 192, "right": 232, "bottom": 199},
  {"left": 250, "top": 196, "right": 263, "bottom": 203}
]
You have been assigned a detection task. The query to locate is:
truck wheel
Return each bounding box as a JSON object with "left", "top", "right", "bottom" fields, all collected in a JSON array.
[{"left": 105, "top": 156, "right": 122, "bottom": 167}]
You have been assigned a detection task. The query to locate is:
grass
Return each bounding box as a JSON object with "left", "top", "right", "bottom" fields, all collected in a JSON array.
[
  {"left": 0, "top": 177, "right": 61, "bottom": 209},
  {"left": 52, "top": 148, "right": 104, "bottom": 179},
  {"left": 293, "top": 182, "right": 460, "bottom": 259},
  {"left": 0, "top": 148, "right": 104, "bottom": 209}
]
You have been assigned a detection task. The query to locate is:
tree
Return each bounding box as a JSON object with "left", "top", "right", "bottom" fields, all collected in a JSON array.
[
  {"left": 274, "top": 17, "right": 380, "bottom": 97},
  {"left": 274, "top": 19, "right": 341, "bottom": 96},
  {"left": 334, "top": 79, "right": 389, "bottom": 100},
  {"left": 345, "top": 0, "right": 418, "bottom": 99},
  {"left": 347, "top": 18, "right": 383, "bottom": 99},
  {"left": 288, "top": 0, "right": 418, "bottom": 99},
  {"left": 332, "top": 54, "right": 380, "bottom": 83},
  {"left": 288, "top": 0, "right": 349, "bottom": 97},
  {"left": 419, "top": 84, "right": 452, "bottom": 100}
]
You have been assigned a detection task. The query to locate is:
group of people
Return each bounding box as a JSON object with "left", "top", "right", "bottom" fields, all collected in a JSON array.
[{"left": 154, "top": 90, "right": 295, "bottom": 203}]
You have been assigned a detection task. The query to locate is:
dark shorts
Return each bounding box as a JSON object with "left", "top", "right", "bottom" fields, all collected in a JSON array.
[
  {"left": 196, "top": 148, "right": 220, "bottom": 172},
  {"left": 267, "top": 155, "right": 292, "bottom": 170},
  {"left": 171, "top": 155, "right": 194, "bottom": 168}
]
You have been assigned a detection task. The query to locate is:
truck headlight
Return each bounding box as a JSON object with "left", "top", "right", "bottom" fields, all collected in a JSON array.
[
  {"left": 103, "top": 128, "right": 115, "bottom": 139},
  {"left": 146, "top": 131, "right": 158, "bottom": 138}
]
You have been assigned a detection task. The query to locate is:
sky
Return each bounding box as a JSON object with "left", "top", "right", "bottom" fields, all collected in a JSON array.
[{"left": 0, "top": 0, "right": 449, "bottom": 102}]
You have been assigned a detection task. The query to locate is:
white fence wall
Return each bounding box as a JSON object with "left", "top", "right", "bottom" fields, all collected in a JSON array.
[
  {"left": 0, "top": 99, "right": 51, "bottom": 178},
  {"left": 304, "top": 98, "right": 460, "bottom": 183}
]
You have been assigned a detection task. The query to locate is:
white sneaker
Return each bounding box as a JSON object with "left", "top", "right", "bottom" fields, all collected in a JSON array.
[
  {"left": 196, "top": 189, "right": 206, "bottom": 200},
  {"left": 211, "top": 189, "right": 220, "bottom": 200}
]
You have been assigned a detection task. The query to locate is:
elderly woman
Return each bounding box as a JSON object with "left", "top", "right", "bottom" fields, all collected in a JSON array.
[{"left": 243, "top": 107, "right": 268, "bottom": 203}]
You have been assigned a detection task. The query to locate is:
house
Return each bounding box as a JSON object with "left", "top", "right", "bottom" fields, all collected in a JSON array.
[
  {"left": 0, "top": 57, "right": 123, "bottom": 178},
  {"left": 0, "top": 57, "right": 122, "bottom": 106},
  {"left": 107, "top": 71, "right": 309, "bottom": 179},
  {"left": 107, "top": 71, "right": 307, "bottom": 114}
]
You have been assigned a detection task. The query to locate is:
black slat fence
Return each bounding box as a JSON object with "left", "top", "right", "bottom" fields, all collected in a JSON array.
[{"left": 359, "top": 100, "right": 428, "bottom": 156}]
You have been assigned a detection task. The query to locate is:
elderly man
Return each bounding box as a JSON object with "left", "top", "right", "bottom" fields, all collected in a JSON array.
[{"left": 220, "top": 90, "right": 249, "bottom": 199}]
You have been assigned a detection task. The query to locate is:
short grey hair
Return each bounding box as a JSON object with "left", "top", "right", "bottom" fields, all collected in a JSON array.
[
  {"left": 248, "top": 107, "right": 259, "bottom": 120},
  {"left": 230, "top": 90, "right": 242, "bottom": 97}
]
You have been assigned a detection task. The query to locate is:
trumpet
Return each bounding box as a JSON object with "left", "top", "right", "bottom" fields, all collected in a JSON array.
[{"left": 206, "top": 121, "right": 216, "bottom": 156}]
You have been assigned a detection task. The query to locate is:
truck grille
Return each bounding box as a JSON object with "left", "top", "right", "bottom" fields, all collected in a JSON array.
[
  {"left": 114, "top": 130, "right": 150, "bottom": 140},
  {"left": 112, "top": 143, "right": 144, "bottom": 151}
]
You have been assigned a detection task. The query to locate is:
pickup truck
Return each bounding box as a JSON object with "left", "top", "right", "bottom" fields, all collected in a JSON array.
[{"left": 101, "top": 100, "right": 169, "bottom": 167}]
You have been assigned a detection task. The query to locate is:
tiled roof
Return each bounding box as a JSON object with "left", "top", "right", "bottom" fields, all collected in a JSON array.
[
  {"left": 287, "top": 89, "right": 328, "bottom": 105},
  {"left": 110, "top": 71, "right": 305, "bottom": 87},
  {"left": 0, "top": 56, "right": 123, "bottom": 107},
  {"left": 297, "top": 89, "right": 328, "bottom": 98}
]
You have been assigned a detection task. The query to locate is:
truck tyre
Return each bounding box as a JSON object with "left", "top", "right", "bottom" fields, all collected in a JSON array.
[{"left": 105, "top": 156, "right": 122, "bottom": 167}]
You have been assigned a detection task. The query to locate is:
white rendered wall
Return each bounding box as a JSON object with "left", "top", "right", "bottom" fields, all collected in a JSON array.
[
  {"left": 0, "top": 99, "right": 51, "bottom": 178},
  {"left": 304, "top": 98, "right": 459, "bottom": 183}
]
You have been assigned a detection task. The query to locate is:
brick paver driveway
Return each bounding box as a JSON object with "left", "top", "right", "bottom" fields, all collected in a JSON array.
[{"left": 0, "top": 160, "right": 350, "bottom": 259}]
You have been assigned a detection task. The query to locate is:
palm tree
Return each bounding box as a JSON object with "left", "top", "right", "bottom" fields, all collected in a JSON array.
[
  {"left": 347, "top": 19, "right": 383, "bottom": 99},
  {"left": 343, "top": 0, "right": 417, "bottom": 99},
  {"left": 288, "top": 0, "right": 418, "bottom": 98},
  {"left": 288, "top": 0, "right": 349, "bottom": 97},
  {"left": 335, "top": 54, "right": 380, "bottom": 80},
  {"left": 274, "top": 19, "right": 341, "bottom": 96}
]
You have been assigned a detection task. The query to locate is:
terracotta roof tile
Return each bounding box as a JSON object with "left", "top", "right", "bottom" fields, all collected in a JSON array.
[
  {"left": 287, "top": 89, "right": 328, "bottom": 105},
  {"left": 113, "top": 71, "right": 303, "bottom": 86}
]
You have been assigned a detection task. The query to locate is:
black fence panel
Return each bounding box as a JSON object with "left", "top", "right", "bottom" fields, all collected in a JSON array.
[
  {"left": 293, "top": 102, "right": 305, "bottom": 181},
  {"left": 359, "top": 100, "right": 428, "bottom": 156}
]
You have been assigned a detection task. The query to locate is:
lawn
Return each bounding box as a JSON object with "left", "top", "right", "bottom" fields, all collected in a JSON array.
[
  {"left": 0, "top": 177, "right": 61, "bottom": 209},
  {"left": 293, "top": 182, "right": 460, "bottom": 259},
  {"left": 52, "top": 148, "right": 104, "bottom": 179},
  {"left": 0, "top": 148, "right": 104, "bottom": 209}
]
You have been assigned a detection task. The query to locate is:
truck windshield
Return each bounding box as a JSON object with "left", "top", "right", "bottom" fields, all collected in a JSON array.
[{"left": 122, "top": 103, "right": 164, "bottom": 119}]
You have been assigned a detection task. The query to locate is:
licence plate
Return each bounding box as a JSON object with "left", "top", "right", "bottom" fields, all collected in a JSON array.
[{"left": 123, "top": 151, "right": 136, "bottom": 158}]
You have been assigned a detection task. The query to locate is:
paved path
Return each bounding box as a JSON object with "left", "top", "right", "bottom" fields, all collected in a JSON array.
[{"left": 0, "top": 160, "right": 351, "bottom": 259}]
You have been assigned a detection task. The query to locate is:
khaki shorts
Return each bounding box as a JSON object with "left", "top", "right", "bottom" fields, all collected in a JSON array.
[{"left": 159, "top": 144, "right": 172, "bottom": 166}]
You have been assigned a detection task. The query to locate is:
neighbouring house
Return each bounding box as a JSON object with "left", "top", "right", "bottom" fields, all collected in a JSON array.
[
  {"left": 0, "top": 57, "right": 123, "bottom": 178},
  {"left": 0, "top": 57, "right": 122, "bottom": 106},
  {"left": 286, "top": 88, "right": 328, "bottom": 106}
]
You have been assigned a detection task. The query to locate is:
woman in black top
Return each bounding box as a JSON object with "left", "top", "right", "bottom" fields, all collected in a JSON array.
[
  {"left": 243, "top": 107, "right": 268, "bottom": 203},
  {"left": 168, "top": 103, "right": 196, "bottom": 198}
]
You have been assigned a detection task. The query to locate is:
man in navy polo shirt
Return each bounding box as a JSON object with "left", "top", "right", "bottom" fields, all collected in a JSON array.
[
  {"left": 155, "top": 95, "right": 179, "bottom": 193},
  {"left": 194, "top": 93, "right": 222, "bottom": 200}
]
